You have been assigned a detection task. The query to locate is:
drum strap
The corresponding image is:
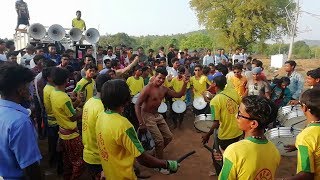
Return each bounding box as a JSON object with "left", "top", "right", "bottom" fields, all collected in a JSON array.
[{"left": 220, "top": 93, "right": 237, "bottom": 104}]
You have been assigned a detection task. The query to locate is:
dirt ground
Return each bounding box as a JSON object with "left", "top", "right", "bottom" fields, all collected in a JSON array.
[{"left": 40, "top": 109, "right": 297, "bottom": 180}]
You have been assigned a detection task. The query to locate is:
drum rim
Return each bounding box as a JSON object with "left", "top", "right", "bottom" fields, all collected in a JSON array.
[
  {"left": 193, "top": 97, "right": 207, "bottom": 110},
  {"left": 157, "top": 102, "right": 167, "bottom": 113},
  {"left": 172, "top": 100, "right": 187, "bottom": 113},
  {"left": 193, "top": 120, "right": 213, "bottom": 133}
]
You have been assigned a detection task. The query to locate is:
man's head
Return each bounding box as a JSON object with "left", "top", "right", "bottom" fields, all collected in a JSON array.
[
  {"left": 177, "top": 66, "right": 185, "bottom": 78},
  {"left": 51, "top": 67, "right": 69, "bottom": 87},
  {"left": 5, "top": 40, "right": 15, "bottom": 51},
  {"left": 235, "top": 48, "right": 241, "bottom": 54},
  {"left": 279, "top": 77, "right": 290, "bottom": 89},
  {"left": 107, "top": 46, "right": 113, "bottom": 56},
  {"left": 180, "top": 52, "right": 185, "bottom": 58},
  {"left": 25, "top": 44, "right": 35, "bottom": 55},
  {"left": 284, "top": 60, "right": 296, "bottom": 72},
  {"left": 0, "top": 62, "right": 34, "bottom": 102},
  {"left": 137, "top": 47, "right": 144, "bottom": 55},
  {"left": 251, "top": 59, "right": 263, "bottom": 68},
  {"left": 216, "top": 64, "right": 228, "bottom": 76},
  {"left": 86, "top": 47, "right": 93, "bottom": 55},
  {"left": 104, "top": 59, "right": 111, "bottom": 69},
  {"left": 134, "top": 65, "right": 143, "bottom": 77},
  {"left": 169, "top": 44, "right": 174, "bottom": 51},
  {"left": 65, "top": 49, "right": 75, "bottom": 59},
  {"left": 208, "top": 63, "right": 215, "bottom": 74},
  {"left": 33, "top": 55, "right": 45, "bottom": 67},
  {"left": 154, "top": 66, "right": 168, "bottom": 86},
  {"left": 252, "top": 67, "right": 262, "bottom": 80},
  {"left": 300, "top": 88, "right": 320, "bottom": 120},
  {"left": 95, "top": 74, "right": 111, "bottom": 93},
  {"left": 306, "top": 68, "right": 320, "bottom": 87},
  {"left": 60, "top": 54, "right": 70, "bottom": 67},
  {"left": 141, "top": 66, "right": 150, "bottom": 77},
  {"left": 212, "top": 75, "right": 227, "bottom": 91},
  {"left": 101, "top": 79, "right": 131, "bottom": 111},
  {"left": 207, "top": 49, "right": 212, "bottom": 56},
  {"left": 48, "top": 43, "right": 56, "bottom": 54},
  {"left": 148, "top": 49, "right": 154, "bottom": 56},
  {"left": 159, "top": 57, "right": 166, "bottom": 67},
  {"left": 7, "top": 52, "right": 17, "bottom": 63},
  {"left": 115, "top": 46, "right": 121, "bottom": 54},
  {"left": 76, "top": 10, "right": 81, "bottom": 19},
  {"left": 35, "top": 46, "right": 44, "bottom": 55},
  {"left": 0, "top": 40, "right": 6, "bottom": 52},
  {"left": 159, "top": 46, "right": 165, "bottom": 53},
  {"left": 84, "top": 55, "right": 93, "bottom": 65},
  {"left": 233, "top": 63, "right": 243, "bottom": 78},
  {"left": 194, "top": 64, "right": 203, "bottom": 76},
  {"left": 84, "top": 63, "right": 97, "bottom": 79},
  {"left": 202, "top": 66, "right": 210, "bottom": 76},
  {"left": 108, "top": 69, "right": 116, "bottom": 79},
  {"left": 171, "top": 58, "right": 180, "bottom": 69},
  {"left": 97, "top": 46, "right": 103, "bottom": 55},
  {"left": 238, "top": 95, "right": 277, "bottom": 131}
]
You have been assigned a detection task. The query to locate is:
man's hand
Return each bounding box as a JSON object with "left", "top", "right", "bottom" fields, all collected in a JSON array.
[
  {"left": 183, "top": 75, "right": 190, "bottom": 84},
  {"left": 167, "top": 74, "right": 173, "bottom": 82},
  {"left": 166, "top": 160, "right": 179, "bottom": 173},
  {"left": 100, "top": 171, "right": 105, "bottom": 180},
  {"left": 212, "top": 150, "right": 223, "bottom": 161},
  {"left": 289, "top": 100, "right": 299, "bottom": 105},
  {"left": 284, "top": 144, "right": 297, "bottom": 152},
  {"left": 201, "top": 133, "right": 211, "bottom": 144},
  {"left": 138, "top": 123, "right": 147, "bottom": 133}
]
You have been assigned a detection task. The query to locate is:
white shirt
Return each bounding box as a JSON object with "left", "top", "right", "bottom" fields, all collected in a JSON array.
[
  {"left": 240, "top": 53, "right": 248, "bottom": 61},
  {"left": 214, "top": 54, "right": 228, "bottom": 65},
  {"left": 0, "top": 53, "right": 7, "bottom": 61},
  {"left": 20, "top": 53, "right": 35, "bottom": 68},
  {"left": 167, "top": 67, "right": 178, "bottom": 78},
  {"left": 202, "top": 55, "right": 215, "bottom": 66},
  {"left": 103, "top": 54, "right": 117, "bottom": 68},
  {"left": 232, "top": 54, "right": 242, "bottom": 64},
  {"left": 30, "top": 59, "right": 36, "bottom": 68}
]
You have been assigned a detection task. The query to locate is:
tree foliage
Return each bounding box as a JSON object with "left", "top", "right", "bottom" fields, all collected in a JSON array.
[{"left": 190, "top": 0, "right": 294, "bottom": 49}]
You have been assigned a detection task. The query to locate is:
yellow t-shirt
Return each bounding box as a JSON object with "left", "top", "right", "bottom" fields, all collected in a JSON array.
[
  {"left": 43, "top": 84, "right": 57, "bottom": 126},
  {"left": 191, "top": 75, "right": 211, "bottom": 98},
  {"left": 228, "top": 76, "right": 247, "bottom": 98},
  {"left": 72, "top": 18, "right": 86, "bottom": 31},
  {"left": 82, "top": 97, "right": 104, "bottom": 164},
  {"left": 51, "top": 89, "right": 78, "bottom": 140},
  {"left": 96, "top": 110, "right": 144, "bottom": 180},
  {"left": 169, "top": 77, "right": 190, "bottom": 101},
  {"left": 73, "top": 77, "right": 95, "bottom": 102},
  {"left": 295, "top": 123, "right": 320, "bottom": 178},
  {"left": 210, "top": 88, "right": 242, "bottom": 140},
  {"left": 219, "top": 137, "right": 281, "bottom": 180},
  {"left": 126, "top": 76, "right": 144, "bottom": 96}
]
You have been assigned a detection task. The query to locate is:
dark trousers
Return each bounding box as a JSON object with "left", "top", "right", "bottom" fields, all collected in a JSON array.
[
  {"left": 170, "top": 102, "right": 185, "bottom": 126},
  {"left": 85, "top": 163, "right": 103, "bottom": 180},
  {"left": 48, "top": 125, "right": 63, "bottom": 174},
  {"left": 124, "top": 103, "right": 139, "bottom": 130}
]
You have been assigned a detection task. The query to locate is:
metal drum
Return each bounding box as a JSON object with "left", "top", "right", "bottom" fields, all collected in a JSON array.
[
  {"left": 194, "top": 114, "right": 213, "bottom": 133},
  {"left": 265, "top": 127, "right": 301, "bottom": 156},
  {"left": 158, "top": 102, "right": 167, "bottom": 113},
  {"left": 172, "top": 100, "right": 187, "bottom": 113},
  {"left": 277, "top": 105, "right": 306, "bottom": 129},
  {"left": 193, "top": 97, "right": 207, "bottom": 110}
]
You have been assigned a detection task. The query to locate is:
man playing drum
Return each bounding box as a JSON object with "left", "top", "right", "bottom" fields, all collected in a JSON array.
[
  {"left": 283, "top": 88, "right": 320, "bottom": 179},
  {"left": 135, "top": 67, "right": 189, "bottom": 161},
  {"left": 202, "top": 75, "right": 242, "bottom": 175},
  {"left": 218, "top": 95, "right": 280, "bottom": 179},
  {"left": 168, "top": 66, "right": 189, "bottom": 129}
]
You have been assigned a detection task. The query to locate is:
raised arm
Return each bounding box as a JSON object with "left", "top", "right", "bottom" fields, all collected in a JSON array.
[
  {"left": 167, "top": 76, "right": 189, "bottom": 98},
  {"left": 116, "top": 56, "right": 139, "bottom": 76}
]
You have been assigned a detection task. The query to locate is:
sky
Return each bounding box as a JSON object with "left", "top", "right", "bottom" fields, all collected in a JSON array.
[{"left": 1, "top": 0, "right": 319, "bottom": 41}]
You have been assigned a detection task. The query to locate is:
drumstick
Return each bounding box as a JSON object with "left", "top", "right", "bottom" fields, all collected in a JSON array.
[
  {"left": 204, "top": 144, "right": 213, "bottom": 152},
  {"left": 177, "top": 151, "right": 196, "bottom": 163}
]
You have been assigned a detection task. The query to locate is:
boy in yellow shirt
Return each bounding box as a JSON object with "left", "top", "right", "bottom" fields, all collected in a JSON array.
[
  {"left": 73, "top": 63, "right": 97, "bottom": 105},
  {"left": 218, "top": 95, "right": 280, "bottom": 179},
  {"left": 96, "top": 80, "right": 179, "bottom": 179},
  {"left": 190, "top": 64, "right": 212, "bottom": 114},
  {"left": 228, "top": 63, "right": 247, "bottom": 98},
  {"left": 72, "top": 10, "right": 86, "bottom": 31},
  {"left": 50, "top": 67, "right": 84, "bottom": 179},
  {"left": 283, "top": 88, "right": 320, "bottom": 180},
  {"left": 125, "top": 65, "right": 144, "bottom": 129},
  {"left": 82, "top": 74, "right": 111, "bottom": 180}
]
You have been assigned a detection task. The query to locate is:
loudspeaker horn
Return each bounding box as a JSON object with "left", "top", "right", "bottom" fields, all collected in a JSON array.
[
  {"left": 69, "top": 28, "right": 82, "bottom": 41},
  {"left": 84, "top": 28, "right": 100, "bottom": 44},
  {"left": 48, "top": 24, "right": 66, "bottom": 41},
  {"left": 28, "top": 23, "right": 46, "bottom": 40}
]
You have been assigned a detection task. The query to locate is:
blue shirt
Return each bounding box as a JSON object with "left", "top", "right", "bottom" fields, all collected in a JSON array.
[
  {"left": 287, "top": 71, "right": 304, "bottom": 100},
  {"left": 44, "top": 53, "right": 61, "bottom": 65},
  {"left": 0, "top": 99, "right": 42, "bottom": 179}
]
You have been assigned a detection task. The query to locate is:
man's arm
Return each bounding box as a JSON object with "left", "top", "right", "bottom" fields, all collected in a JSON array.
[
  {"left": 116, "top": 56, "right": 139, "bottom": 76},
  {"left": 167, "top": 76, "right": 189, "bottom": 98},
  {"left": 135, "top": 86, "right": 149, "bottom": 126},
  {"left": 292, "top": 74, "right": 305, "bottom": 100},
  {"left": 83, "top": 21, "right": 86, "bottom": 31}
]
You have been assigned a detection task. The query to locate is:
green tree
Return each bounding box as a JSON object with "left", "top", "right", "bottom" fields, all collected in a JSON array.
[
  {"left": 98, "top": 33, "right": 137, "bottom": 48},
  {"left": 292, "top": 41, "right": 311, "bottom": 59},
  {"left": 180, "top": 33, "right": 214, "bottom": 50},
  {"left": 190, "top": 0, "right": 294, "bottom": 49}
]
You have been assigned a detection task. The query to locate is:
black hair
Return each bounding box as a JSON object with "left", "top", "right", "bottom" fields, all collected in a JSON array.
[
  {"left": 169, "top": 44, "right": 174, "bottom": 48},
  {"left": 307, "top": 68, "right": 320, "bottom": 79},
  {"left": 129, "top": 54, "right": 138, "bottom": 61},
  {"left": 233, "top": 63, "right": 243, "bottom": 71},
  {"left": 110, "top": 60, "right": 119, "bottom": 68},
  {"left": 285, "top": 60, "right": 296, "bottom": 69},
  {"left": 216, "top": 64, "right": 228, "bottom": 76},
  {"left": 84, "top": 54, "right": 93, "bottom": 59},
  {"left": 7, "top": 51, "right": 17, "bottom": 58},
  {"left": 208, "top": 63, "right": 215, "bottom": 67},
  {"left": 65, "top": 65, "right": 74, "bottom": 74},
  {"left": 108, "top": 69, "right": 116, "bottom": 74},
  {"left": 43, "top": 59, "right": 56, "bottom": 68},
  {"left": 42, "top": 67, "right": 54, "bottom": 81},
  {"left": 65, "top": 49, "right": 74, "bottom": 54},
  {"left": 107, "top": 46, "right": 113, "bottom": 50},
  {"left": 280, "top": 77, "right": 290, "bottom": 85},
  {"left": 242, "top": 95, "right": 278, "bottom": 129},
  {"left": 180, "top": 52, "right": 185, "bottom": 55},
  {"left": 96, "top": 74, "right": 111, "bottom": 93},
  {"left": 141, "top": 66, "right": 149, "bottom": 72},
  {"left": 171, "top": 57, "right": 179, "bottom": 64},
  {"left": 252, "top": 59, "right": 263, "bottom": 67},
  {"left": 61, "top": 53, "right": 70, "bottom": 59},
  {"left": 178, "top": 66, "right": 185, "bottom": 74},
  {"left": 134, "top": 65, "right": 142, "bottom": 72},
  {"left": 155, "top": 66, "right": 168, "bottom": 76},
  {"left": 101, "top": 79, "right": 131, "bottom": 110},
  {"left": 207, "top": 49, "right": 212, "bottom": 52},
  {"left": 159, "top": 46, "right": 164, "bottom": 51},
  {"left": 84, "top": 63, "right": 98, "bottom": 71},
  {"left": 159, "top": 57, "right": 166, "bottom": 62},
  {"left": 0, "top": 62, "right": 34, "bottom": 97},
  {"left": 5, "top": 40, "right": 14, "bottom": 48},
  {"left": 148, "top": 49, "right": 154, "bottom": 53},
  {"left": 300, "top": 88, "right": 320, "bottom": 119},
  {"left": 203, "top": 66, "right": 210, "bottom": 75},
  {"left": 137, "top": 46, "right": 143, "bottom": 50},
  {"left": 194, "top": 64, "right": 203, "bottom": 70},
  {"left": 76, "top": 10, "right": 81, "bottom": 14},
  {"left": 33, "top": 55, "right": 45, "bottom": 64},
  {"left": 47, "top": 43, "right": 55, "bottom": 48},
  {"left": 154, "top": 59, "right": 160, "bottom": 65},
  {"left": 212, "top": 75, "right": 227, "bottom": 90},
  {"left": 103, "top": 59, "right": 111, "bottom": 65},
  {"left": 51, "top": 67, "right": 69, "bottom": 86}
]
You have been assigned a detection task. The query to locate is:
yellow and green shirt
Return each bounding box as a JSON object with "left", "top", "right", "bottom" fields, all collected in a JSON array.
[
  {"left": 73, "top": 77, "right": 95, "bottom": 102},
  {"left": 169, "top": 77, "right": 190, "bottom": 101},
  {"left": 43, "top": 84, "right": 56, "bottom": 126},
  {"left": 210, "top": 87, "right": 242, "bottom": 140},
  {"left": 295, "top": 123, "right": 320, "bottom": 178},
  {"left": 96, "top": 110, "right": 144, "bottom": 180},
  {"left": 219, "top": 137, "right": 281, "bottom": 180},
  {"left": 51, "top": 89, "right": 78, "bottom": 140},
  {"left": 126, "top": 76, "right": 144, "bottom": 96},
  {"left": 82, "top": 97, "right": 104, "bottom": 165},
  {"left": 190, "top": 75, "right": 211, "bottom": 98},
  {"left": 72, "top": 18, "right": 86, "bottom": 31},
  {"left": 228, "top": 76, "right": 247, "bottom": 98}
]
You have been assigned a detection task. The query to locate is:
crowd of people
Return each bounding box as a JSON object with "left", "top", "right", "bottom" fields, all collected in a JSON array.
[{"left": 0, "top": 39, "right": 320, "bottom": 180}]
